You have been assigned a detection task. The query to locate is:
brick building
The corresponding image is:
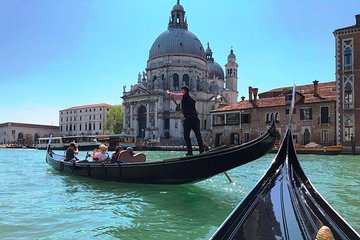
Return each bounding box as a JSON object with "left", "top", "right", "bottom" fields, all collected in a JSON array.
[
  {"left": 211, "top": 81, "right": 336, "bottom": 147},
  {"left": 59, "top": 103, "right": 113, "bottom": 136},
  {"left": 334, "top": 14, "right": 360, "bottom": 151}
]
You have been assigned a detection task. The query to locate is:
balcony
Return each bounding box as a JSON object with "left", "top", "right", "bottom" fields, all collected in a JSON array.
[{"left": 343, "top": 64, "right": 353, "bottom": 72}]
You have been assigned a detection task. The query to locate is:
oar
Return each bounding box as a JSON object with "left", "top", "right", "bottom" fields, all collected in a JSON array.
[
  {"left": 203, "top": 139, "right": 233, "bottom": 183},
  {"left": 224, "top": 171, "right": 233, "bottom": 183},
  {"left": 168, "top": 94, "right": 181, "bottom": 111}
]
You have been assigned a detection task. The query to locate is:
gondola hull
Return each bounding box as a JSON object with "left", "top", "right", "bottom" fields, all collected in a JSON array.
[
  {"left": 46, "top": 123, "right": 276, "bottom": 184},
  {"left": 211, "top": 128, "right": 359, "bottom": 239}
]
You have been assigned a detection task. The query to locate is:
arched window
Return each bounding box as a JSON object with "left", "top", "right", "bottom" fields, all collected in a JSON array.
[
  {"left": 183, "top": 74, "right": 189, "bottom": 87},
  {"left": 275, "top": 112, "right": 279, "bottom": 122},
  {"left": 18, "top": 132, "right": 24, "bottom": 140},
  {"left": 344, "top": 47, "right": 352, "bottom": 65},
  {"left": 173, "top": 74, "right": 179, "bottom": 91},
  {"left": 343, "top": 40, "right": 353, "bottom": 71},
  {"left": 89, "top": 123, "right": 92, "bottom": 131},
  {"left": 344, "top": 82, "right": 353, "bottom": 109},
  {"left": 303, "top": 128, "right": 310, "bottom": 145},
  {"left": 270, "top": 113, "right": 274, "bottom": 121},
  {"left": 265, "top": 113, "right": 269, "bottom": 123},
  {"left": 344, "top": 119, "right": 353, "bottom": 141}
]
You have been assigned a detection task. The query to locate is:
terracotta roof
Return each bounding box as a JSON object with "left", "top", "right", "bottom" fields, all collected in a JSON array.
[
  {"left": 212, "top": 81, "right": 336, "bottom": 112},
  {"left": 259, "top": 81, "right": 335, "bottom": 98},
  {"left": 0, "top": 122, "right": 59, "bottom": 129},
  {"left": 61, "top": 103, "right": 113, "bottom": 111}
]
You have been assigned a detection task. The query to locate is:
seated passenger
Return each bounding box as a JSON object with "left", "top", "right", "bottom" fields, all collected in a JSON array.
[
  {"left": 111, "top": 146, "right": 123, "bottom": 163},
  {"left": 92, "top": 144, "right": 109, "bottom": 162},
  {"left": 117, "top": 147, "right": 146, "bottom": 163},
  {"left": 65, "top": 142, "right": 79, "bottom": 162}
]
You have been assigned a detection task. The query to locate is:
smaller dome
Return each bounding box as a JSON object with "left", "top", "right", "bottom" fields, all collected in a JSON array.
[
  {"left": 172, "top": 4, "right": 184, "bottom": 11},
  {"left": 228, "top": 49, "right": 236, "bottom": 59},
  {"left": 208, "top": 62, "right": 224, "bottom": 79},
  {"left": 172, "top": 0, "right": 184, "bottom": 11}
]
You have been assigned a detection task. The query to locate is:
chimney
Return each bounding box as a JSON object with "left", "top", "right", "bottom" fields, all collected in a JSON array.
[
  {"left": 241, "top": 96, "right": 245, "bottom": 101},
  {"left": 356, "top": 14, "right": 360, "bottom": 26},
  {"left": 313, "top": 80, "right": 319, "bottom": 96},
  {"left": 248, "top": 87, "right": 253, "bottom": 101},
  {"left": 253, "top": 88, "right": 258, "bottom": 100}
]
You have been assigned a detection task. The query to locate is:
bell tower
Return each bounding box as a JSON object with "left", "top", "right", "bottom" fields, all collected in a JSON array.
[
  {"left": 168, "top": 0, "right": 188, "bottom": 30},
  {"left": 224, "top": 48, "right": 239, "bottom": 103}
]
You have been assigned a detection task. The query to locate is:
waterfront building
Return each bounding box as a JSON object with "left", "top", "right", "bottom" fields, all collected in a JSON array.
[
  {"left": 122, "top": 1, "right": 238, "bottom": 144},
  {"left": 59, "top": 103, "right": 113, "bottom": 136},
  {"left": 211, "top": 81, "right": 336, "bottom": 147},
  {"left": 334, "top": 14, "right": 360, "bottom": 152},
  {"left": 0, "top": 122, "right": 59, "bottom": 147}
]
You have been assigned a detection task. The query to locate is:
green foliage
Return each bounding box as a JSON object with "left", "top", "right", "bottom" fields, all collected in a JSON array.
[{"left": 105, "top": 105, "right": 123, "bottom": 134}]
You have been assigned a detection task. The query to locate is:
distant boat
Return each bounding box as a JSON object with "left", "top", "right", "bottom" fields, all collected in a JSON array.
[
  {"left": 45, "top": 122, "right": 276, "bottom": 184},
  {"left": 210, "top": 128, "right": 359, "bottom": 239},
  {"left": 36, "top": 136, "right": 101, "bottom": 151},
  {"left": 272, "top": 142, "right": 343, "bottom": 155}
]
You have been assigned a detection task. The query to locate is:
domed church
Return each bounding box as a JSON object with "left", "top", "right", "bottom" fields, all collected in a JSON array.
[{"left": 122, "top": 0, "right": 238, "bottom": 144}]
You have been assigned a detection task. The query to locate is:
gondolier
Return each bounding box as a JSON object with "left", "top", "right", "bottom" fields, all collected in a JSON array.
[{"left": 167, "top": 86, "right": 204, "bottom": 156}]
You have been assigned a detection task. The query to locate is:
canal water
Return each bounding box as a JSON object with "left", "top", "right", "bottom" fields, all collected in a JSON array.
[{"left": 0, "top": 149, "right": 359, "bottom": 239}]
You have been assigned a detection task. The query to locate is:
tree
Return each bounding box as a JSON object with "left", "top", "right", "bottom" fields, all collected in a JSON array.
[{"left": 105, "top": 105, "right": 123, "bottom": 134}]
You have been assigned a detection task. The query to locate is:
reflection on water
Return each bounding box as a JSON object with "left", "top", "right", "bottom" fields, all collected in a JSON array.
[{"left": 0, "top": 149, "right": 358, "bottom": 239}]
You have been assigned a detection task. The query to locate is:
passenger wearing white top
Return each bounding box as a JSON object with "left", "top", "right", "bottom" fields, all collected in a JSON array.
[{"left": 92, "top": 144, "right": 109, "bottom": 162}]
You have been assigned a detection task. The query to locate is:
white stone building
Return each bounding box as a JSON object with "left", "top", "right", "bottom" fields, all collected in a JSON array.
[
  {"left": 0, "top": 122, "right": 59, "bottom": 146},
  {"left": 59, "top": 103, "right": 113, "bottom": 136},
  {"left": 122, "top": 1, "right": 239, "bottom": 144}
]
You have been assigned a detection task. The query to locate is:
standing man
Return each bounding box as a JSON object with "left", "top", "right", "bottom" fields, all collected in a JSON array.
[{"left": 167, "top": 86, "right": 204, "bottom": 156}]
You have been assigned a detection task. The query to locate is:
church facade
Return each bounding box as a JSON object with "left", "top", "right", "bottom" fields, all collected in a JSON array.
[{"left": 122, "top": 1, "right": 238, "bottom": 144}]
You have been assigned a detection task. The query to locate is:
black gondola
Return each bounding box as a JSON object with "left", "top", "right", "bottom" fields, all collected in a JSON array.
[
  {"left": 45, "top": 122, "right": 276, "bottom": 185},
  {"left": 210, "top": 128, "right": 360, "bottom": 239}
]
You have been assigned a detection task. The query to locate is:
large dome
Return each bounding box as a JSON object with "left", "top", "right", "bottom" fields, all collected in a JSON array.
[
  {"left": 208, "top": 62, "right": 224, "bottom": 79},
  {"left": 148, "top": 28, "right": 206, "bottom": 61}
]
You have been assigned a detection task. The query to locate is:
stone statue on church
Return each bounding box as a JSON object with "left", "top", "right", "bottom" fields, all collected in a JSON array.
[{"left": 142, "top": 71, "right": 147, "bottom": 80}]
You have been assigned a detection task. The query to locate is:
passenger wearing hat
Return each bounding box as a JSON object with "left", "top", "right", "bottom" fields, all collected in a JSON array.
[
  {"left": 167, "top": 86, "right": 204, "bottom": 156},
  {"left": 92, "top": 144, "right": 109, "bottom": 161}
]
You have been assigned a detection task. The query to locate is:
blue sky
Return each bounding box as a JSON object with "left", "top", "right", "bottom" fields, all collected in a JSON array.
[{"left": 0, "top": 0, "right": 358, "bottom": 125}]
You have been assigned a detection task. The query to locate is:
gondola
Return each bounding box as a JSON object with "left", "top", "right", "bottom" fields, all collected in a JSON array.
[
  {"left": 210, "top": 128, "right": 360, "bottom": 239},
  {"left": 45, "top": 122, "right": 276, "bottom": 184}
]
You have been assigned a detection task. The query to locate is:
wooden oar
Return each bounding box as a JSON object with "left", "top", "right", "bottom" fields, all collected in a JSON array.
[
  {"left": 224, "top": 171, "right": 233, "bottom": 183},
  {"left": 168, "top": 94, "right": 181, "bottom": 111},
  {"left": 202, "top": 140, "right": 233, "bottom": 183}
]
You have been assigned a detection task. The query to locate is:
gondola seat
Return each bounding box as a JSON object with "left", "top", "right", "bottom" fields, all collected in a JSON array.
[{"left": 118, "top": 150, "right": 146, "bottom": 163}]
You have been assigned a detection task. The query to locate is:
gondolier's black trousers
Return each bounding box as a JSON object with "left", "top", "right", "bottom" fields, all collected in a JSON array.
[{"left": 183, "top": 117, "right": 204, "bottom": 155}]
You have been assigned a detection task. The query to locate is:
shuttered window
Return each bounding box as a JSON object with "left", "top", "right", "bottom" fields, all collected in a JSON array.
[{"left": 300, "top": 108, "right": 312, "bottom": 120}]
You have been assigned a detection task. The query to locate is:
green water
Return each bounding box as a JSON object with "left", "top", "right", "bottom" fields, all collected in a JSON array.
[{"left": 0, "top": 149, "right": 359, "bottom": 239}]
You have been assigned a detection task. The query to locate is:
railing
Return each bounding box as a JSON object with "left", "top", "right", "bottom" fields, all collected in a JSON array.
[{"left": 343, "top": 64, "right": 353, "bottom": 72}]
